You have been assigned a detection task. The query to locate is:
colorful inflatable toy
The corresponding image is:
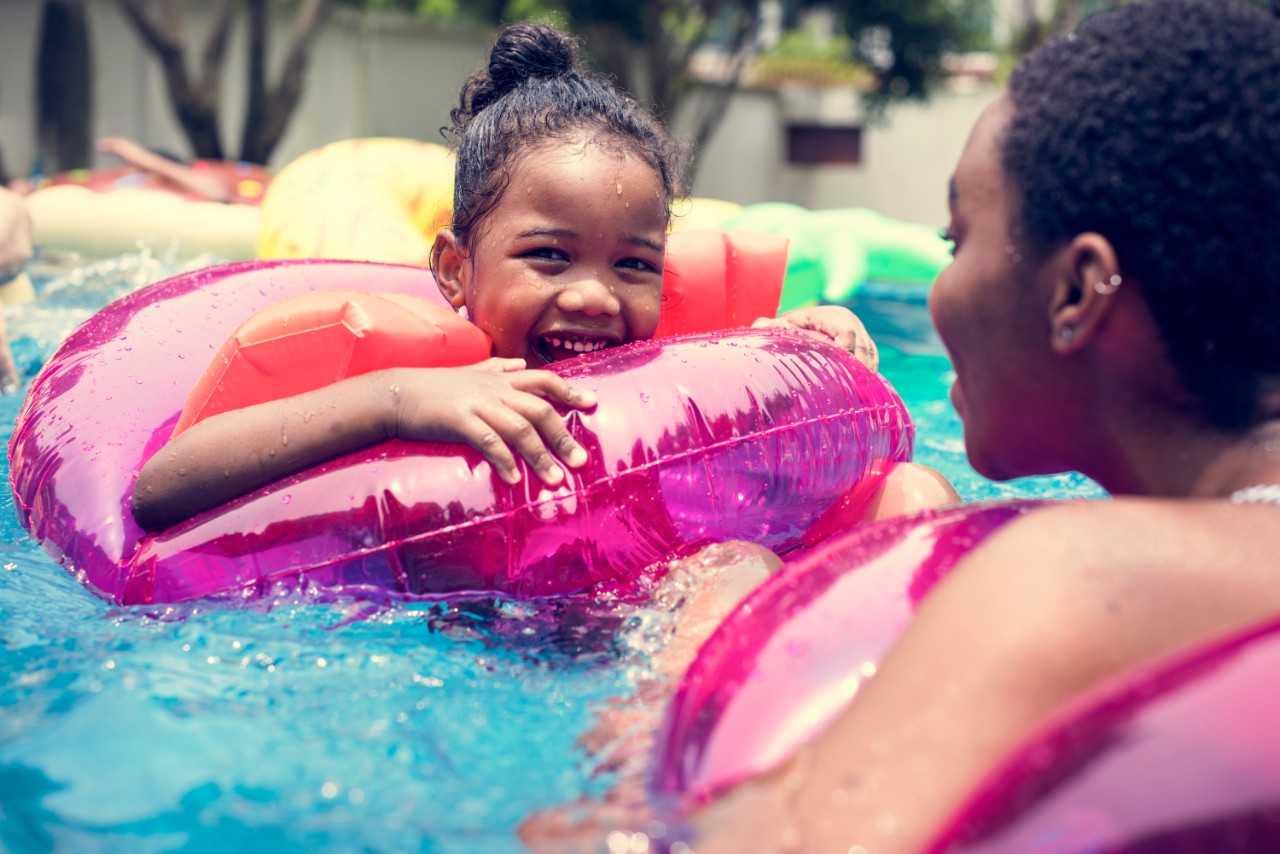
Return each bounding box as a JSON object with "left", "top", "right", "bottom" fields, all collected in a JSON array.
[
  {"left": 720, "top": 203, "right": 953, "bottom": 311},
  {"left": 10, "top": 255, "right": 912, "bottom": 605},
  {"left": 47, "top": 160, "right": 271, "bottom": 205},
  {"left": 927, "top": 614, "right": 1280, "bottom": 852},
  {"left": 27, "top": 159, "right": 272, "bottom": 260},
  {"left": 256, "top": 138, "right": 455, "bottom": 266},
  {"left": 654, "top": 501, "right": 1043, "bottom": 804}
]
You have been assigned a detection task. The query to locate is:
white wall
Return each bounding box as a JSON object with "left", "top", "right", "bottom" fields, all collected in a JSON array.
[
  {"left": 0, "top": 0, "right": 492, "bottom": 175},
  {"left": 0, "top": 0, "right": 996, "bottom": 227},
  {"left": 684, "top": 85, "right": 998, "bottom": 228}
]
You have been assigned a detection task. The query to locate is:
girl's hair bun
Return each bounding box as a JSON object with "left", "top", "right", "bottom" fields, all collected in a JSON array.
[{"left": 452, "top": 24, "right": 580, "bottom": 133}]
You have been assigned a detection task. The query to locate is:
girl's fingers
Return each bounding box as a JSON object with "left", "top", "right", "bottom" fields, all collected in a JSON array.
[
  {"left": 508, "top": 370, "right": 598, "bottom": 410},
  {"left": 457, "top": 415, "right": 524, "bottom": 485},
  {"left": 475, "top": 357, "right": 527, "bottom": 373},
  {"left": 506, "top": 393, "right": 589, "bottom": 469},
  {"left": 478, "top": 404, "right": 568, "bottom": 486}
]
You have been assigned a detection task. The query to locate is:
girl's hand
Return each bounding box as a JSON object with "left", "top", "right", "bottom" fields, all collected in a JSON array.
[
  {"left": 389, "top": 359, "right": 598, "bottom": 487},
  {"left": 755, "top": 305, "right": 879, "bottom": 372}
]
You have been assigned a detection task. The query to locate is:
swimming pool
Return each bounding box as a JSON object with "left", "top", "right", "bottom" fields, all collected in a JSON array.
[{"left": 0, "top": 258, "right": 1103, "bottom": 852}]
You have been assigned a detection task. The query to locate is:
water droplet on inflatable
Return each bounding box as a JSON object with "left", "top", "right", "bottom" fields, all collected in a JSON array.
[
  {"left": 640, "top": 393, "right": 650, "bottom": 403},
  {"left": 281, "top": 494, "right": 292, "bottom": 505}
]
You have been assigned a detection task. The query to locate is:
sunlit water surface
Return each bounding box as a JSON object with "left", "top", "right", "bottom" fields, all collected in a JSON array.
[{"left": 0, "top": 256, "right": 1103, "bottom": 852}]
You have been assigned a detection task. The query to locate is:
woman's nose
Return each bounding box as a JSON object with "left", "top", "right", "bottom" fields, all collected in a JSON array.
[{"left": 556, "top": 274, "right": 622, "bottom": 316}]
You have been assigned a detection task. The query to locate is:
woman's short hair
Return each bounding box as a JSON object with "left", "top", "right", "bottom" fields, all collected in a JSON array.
[{"left": 1004, "top": 0, "right": 1280, "bottom": 428}]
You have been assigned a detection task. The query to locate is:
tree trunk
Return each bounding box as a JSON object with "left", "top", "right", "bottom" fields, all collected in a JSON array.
[
  {"left": 238, "top": 0, "right": 330, "bottom": 165},
  {"left": 36, "top": 0, "right": 93, "bottom": 173},
  {"left": 114, "top": 0, "right": 231, "bottom": 160}
]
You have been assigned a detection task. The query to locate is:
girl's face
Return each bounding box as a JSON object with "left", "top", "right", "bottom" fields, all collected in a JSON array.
[
  {"left": 929, "top": 94, "right": 1072, "bottom": 480},
  {"left": 436, "top": 134, "right": 667, "bottom": 364}
]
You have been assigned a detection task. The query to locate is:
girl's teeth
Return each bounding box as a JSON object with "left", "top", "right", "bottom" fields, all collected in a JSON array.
[{"left": 546, "top": 337, "right": 605, "bottom": 353}]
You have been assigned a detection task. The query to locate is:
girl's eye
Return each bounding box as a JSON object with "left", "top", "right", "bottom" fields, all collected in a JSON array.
[
  {"left": 618, "top": 257, "right": 661, "bottom": 274},
  {"left": 524, "top": 247, "right": 568, "bottom": 262}
]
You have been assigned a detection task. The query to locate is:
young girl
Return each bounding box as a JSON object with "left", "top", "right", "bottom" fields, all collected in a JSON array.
[{"left": 132, "top": 23, "right": 903, "bottom": 533}]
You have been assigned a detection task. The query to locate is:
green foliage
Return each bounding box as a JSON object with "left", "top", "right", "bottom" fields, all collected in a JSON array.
[
  {"left": 334, "top": 0, "right": 557, "bottom": 23},
  {"left": 750, "top": 30, "right": 873, "bottom": 89},
  {"left": 826, "top": 0, "right": 994, "bottom": 102}
]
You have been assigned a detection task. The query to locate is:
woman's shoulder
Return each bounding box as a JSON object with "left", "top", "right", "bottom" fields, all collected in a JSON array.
[
  {"left": 943, "top": 496, "right": 1280, "bottom": 662},
  {"left": 979, "top": 495, "right": 1280, "bottom": 571}
]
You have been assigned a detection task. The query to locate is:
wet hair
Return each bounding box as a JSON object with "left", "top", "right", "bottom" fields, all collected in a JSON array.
[
  {"left": 445, "top": 23, "right": 683, "bottom": 250},
  {"left": 1003, "top": 0, "right": 1280, "bottom": 430}
]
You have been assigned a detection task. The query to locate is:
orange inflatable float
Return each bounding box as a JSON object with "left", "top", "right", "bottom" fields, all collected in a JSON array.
[
  {"left": 173, "top": 291, "right": 492, "bottom": 436},
  {"left": 175, "top": 229, "right": 788, "bottom": 435}
]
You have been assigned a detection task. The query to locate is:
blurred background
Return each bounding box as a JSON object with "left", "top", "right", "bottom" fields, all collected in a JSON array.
[{"left": 0, "top": 0, "right": 1116, "bottom": 228}]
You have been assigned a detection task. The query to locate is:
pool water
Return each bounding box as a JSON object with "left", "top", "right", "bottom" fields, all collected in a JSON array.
[{"left": 0, "top": 259, "right": 1103, "bottom": 852}]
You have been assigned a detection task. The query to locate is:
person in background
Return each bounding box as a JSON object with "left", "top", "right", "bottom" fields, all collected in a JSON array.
[
  {"left": 96, "top": 136, "right": 235, "bottom": 203},
  {"left": 0, "top": 185, "right": 32, "bottom": 390}
]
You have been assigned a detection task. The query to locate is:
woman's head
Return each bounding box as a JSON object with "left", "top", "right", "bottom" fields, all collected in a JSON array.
[
  {"left": 1001, "top": 0, "right": 1280, "bottom": 430},
  {"left": 432, "top": 23, "right": 676, "bottom": 363}
]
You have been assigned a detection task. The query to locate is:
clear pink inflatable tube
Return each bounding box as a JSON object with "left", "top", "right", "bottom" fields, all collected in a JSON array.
[
  {"left": 9, "top": 259, "right": 913, "bottom": 605},
  {"left": 654, "top": 501, "right": 1042, "bottom": 804},
  {"left": 926, "top": 614, "right": 1280, "bottom": 853}
]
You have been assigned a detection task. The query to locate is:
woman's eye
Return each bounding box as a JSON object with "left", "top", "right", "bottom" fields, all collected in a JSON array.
[{"left": 938, "top": 228, "right": 957, "bottom": 256}]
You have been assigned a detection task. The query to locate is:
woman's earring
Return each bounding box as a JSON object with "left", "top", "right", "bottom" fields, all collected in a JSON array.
[
  {"left": 1094, "top": 274, "right": 1122, "bottom": 295},
  {"left": 457, "top": 305, "right": 469, "bottom": 321},
  {"left": 1060, "top": 326, "right": 1075, "bottom": 342}
]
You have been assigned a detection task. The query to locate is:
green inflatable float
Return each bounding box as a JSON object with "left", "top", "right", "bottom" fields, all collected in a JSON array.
[{"left": 673, "top": 200, "right": 951, "bottom": 312}]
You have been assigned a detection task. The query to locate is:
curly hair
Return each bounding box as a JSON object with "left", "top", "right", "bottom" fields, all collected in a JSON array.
[
  {"left": 445, "top": 23, "right": 684, "bottom": 250},
  {"left": 1003, "top": 0, "right": 1280, "bottom": 429}
]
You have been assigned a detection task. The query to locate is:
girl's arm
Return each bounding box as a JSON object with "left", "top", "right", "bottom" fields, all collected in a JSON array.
[{"left": 132, "top": 359, "right": 595, "bottom": 532}]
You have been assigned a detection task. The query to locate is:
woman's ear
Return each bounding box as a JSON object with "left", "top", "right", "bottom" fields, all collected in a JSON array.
[
  {"left": 1047, "top": 232, "right": 1123, "bottom": 355},
  {"left": 430, "top": 229, "right": 468, "bottom": 310}
]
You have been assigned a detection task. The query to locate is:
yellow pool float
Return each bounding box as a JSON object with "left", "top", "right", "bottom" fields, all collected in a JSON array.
[{"left": 257, "top": 138, "right": 455, "bottom": 267}]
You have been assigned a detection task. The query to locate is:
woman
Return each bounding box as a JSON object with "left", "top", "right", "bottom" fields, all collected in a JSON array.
[{"left": 524, "top": 1, "right": 1280, "bottom": 850}]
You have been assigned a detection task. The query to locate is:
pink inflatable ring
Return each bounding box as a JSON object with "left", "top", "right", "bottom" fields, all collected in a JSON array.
[{"left": 9, "top": 259, "right": 913, "bottom": 605}]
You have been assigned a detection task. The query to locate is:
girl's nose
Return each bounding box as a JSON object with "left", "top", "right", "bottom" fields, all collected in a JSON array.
[{"left": 556, "top": 274, "right": 621, "bottom": 316}]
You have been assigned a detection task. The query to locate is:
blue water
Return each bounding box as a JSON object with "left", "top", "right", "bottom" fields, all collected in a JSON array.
[{"left": 0, "top": 257, "right": 1103, "bottom": 852}]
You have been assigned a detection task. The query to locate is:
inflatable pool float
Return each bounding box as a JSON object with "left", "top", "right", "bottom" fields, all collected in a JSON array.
[
  {"left": 927, "top": 614, "right": 1280, "bottom": 852},
  {"left": 27, "top": 160, "right": 272, "bottom": 261},
  {"left": 10, "top": 255, "right": 912, "bottom": 605},
  {"left": 256, "top": 138, "right": 455, "bottom": 267},
  {"left": 47, "top": 161, "right": 271, "bottom": 205},
  {"left": 654, "top": 501, "right": 1042, "bottom": 803},
  {"left": 669, "top": 197, "right": 744, "bottom": 232},
  {"left": 718, "top": 202, "right": 952, "bottom": 311},
  {"left": 657, "top": 501, "right": 1280, "bottom": 850}
]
